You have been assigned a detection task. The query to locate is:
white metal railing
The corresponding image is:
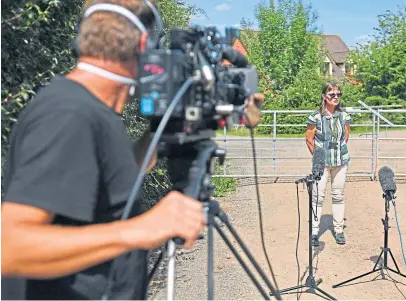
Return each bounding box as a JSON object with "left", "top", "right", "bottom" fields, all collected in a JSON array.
[{"left": 212, "top": 107, "right": 406, "bottom": 179}]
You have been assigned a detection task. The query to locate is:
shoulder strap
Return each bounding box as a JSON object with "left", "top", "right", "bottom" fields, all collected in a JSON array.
[
  {"left": 339, "top": 112, "right": 345, "bottom": 141},
  {"left": 320, "top": 114, "right": 323, "bottom": 135}
]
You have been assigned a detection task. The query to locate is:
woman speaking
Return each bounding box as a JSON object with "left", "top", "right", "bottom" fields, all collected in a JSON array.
[{"left": 306, "top": 82, "right": 352, "bottom": 246}]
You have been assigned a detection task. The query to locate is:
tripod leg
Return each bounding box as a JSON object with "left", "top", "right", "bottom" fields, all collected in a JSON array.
[
  {"left": 387, "top": 267, "right": 406, "bottom": 278},
  {"left": 315, "top": 287, "right": 338, "bottom": 300},
  {"left": 372, "top": 249, "right": 384, "bottom": 271},
  {"left": 332, "top": 269, "right": 379, "bottom": 288},
  {"left": 208, "top": 221, "right": 215, "bottom": 300},
  {"left": 333, "top": 248, "right": 386, "bottom": 288},
  {"left": 269, "top": 284, "right": 307, "bottom": 295},
  {"left": 388, "top": 249, "right": 402, "bottom": 274},
  {"left": 167, "top": 240, "right": 176, "bottom": 301},
  {"left": 216, "top": 210, "right": 281, "bottom": 299},
  {"left": 213, "top": 221, "right": 273, "bottom": 300}
]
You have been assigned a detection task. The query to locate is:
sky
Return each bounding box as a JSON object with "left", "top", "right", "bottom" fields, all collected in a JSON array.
[{"left": 184, "top": 0, "right": 405, "bottom": 49}]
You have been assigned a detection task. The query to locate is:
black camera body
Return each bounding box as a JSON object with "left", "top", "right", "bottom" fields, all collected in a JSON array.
[{"left": 138, "top": 26, "right": 258, "bottom": 143}]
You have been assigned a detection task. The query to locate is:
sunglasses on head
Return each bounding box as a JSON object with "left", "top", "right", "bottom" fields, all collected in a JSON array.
[{"left": 326, "top": 92, "right": 342, "bottom": 98}]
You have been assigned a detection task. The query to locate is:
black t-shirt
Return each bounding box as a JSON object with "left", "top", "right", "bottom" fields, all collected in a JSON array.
[{"left": 2, "top": 76, "right": 149, "bottom": 300}]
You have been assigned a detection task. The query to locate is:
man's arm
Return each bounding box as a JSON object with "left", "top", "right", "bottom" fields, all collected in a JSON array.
[
  {"left": 1, "top": 202, "right": 129, "bottom": 278},
  {"left": 306, "top": 124, "right": 317, "bottom": 155},
  {"left": 1, "top": 191, "right": 204, "bottom": 279},
  {"left": 1, "top": 111, "right": 204, "bottom": 279}
]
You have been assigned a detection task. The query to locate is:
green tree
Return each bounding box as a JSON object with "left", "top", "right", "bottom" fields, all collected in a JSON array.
[
  {"left": 349, "top": 6, "right": 406, "bottom": 102},
  {"left": 240, "top": 0, "right": 325, "bottom": 134}
]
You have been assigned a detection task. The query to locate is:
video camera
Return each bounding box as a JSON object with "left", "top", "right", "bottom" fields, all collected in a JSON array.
[{"left": 137, "top": 26, "right": 258, "bottom": 144}]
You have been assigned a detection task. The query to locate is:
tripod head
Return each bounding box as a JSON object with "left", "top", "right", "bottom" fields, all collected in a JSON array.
[
  {"left": 157, "top": 138, "right": 226, "bottom": 246},
  {"left": 160, "top": 139, "right": 226, "bottom": 202}
]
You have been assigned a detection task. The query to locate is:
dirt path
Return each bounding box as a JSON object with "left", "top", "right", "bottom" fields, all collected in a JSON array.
[{"left": 148, "top": 178, "right": 406, "bottom": 300}]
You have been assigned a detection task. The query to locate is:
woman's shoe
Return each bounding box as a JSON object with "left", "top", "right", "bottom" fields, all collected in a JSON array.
[
  {"left": 335, "top": 232, "right": 346, "bottom": 244},
  {"left": 312, "top": 235, "right": 320, "bottom": 247}
]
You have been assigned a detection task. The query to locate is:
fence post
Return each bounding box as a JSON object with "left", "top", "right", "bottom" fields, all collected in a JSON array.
[
  {"left": 372, "top": 114, "right": 376, "bottom": 180},
  {"left": 273, "top": 111, "right": 277, "bottom": 175},
  {"left": 223, "top": 126, "right": 227, "bottom": 176},
  {"left": 376, "top": 109, "right": 380, "bottom": 179}
]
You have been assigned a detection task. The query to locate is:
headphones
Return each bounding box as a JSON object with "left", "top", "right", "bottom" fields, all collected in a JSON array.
[
  {"left": 72, "top": 0, "right": 163, "bottom": 57},
  {"left": 71, "top": 0, "right": 164, "bottom": 93}
]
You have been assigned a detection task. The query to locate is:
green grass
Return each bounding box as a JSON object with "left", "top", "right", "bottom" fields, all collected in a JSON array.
[
  {"left": 212, "top": 176, "right": 237, "bottom": 197},
  {"left": 211, "top": 159, "right": 237, "bottom": 197}
]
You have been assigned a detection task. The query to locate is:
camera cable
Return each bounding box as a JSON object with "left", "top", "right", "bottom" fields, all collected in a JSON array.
[
  {"left": 295, "top": 183, "right": 301, "bottom": 300},
  {"left": 243, "top": 111, "right": 281, "bottom": 295},
  {"left": 393, "top": 200, "right": 406, "bottom": 265}
]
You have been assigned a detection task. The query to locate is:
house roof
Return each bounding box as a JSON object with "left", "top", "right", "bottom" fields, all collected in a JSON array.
[
  {"left": 238, "top": 31, "right": 350, "bottom": 64},
  {"left": 318, "top": 35, "right": 350, "bottom": 64},
  {"left": 226, "top": 30, "right": 351, "bottom": 78}
]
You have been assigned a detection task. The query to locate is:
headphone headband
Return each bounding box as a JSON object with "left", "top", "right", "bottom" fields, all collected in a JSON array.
[
  {"left": 72, "top": 1, "right": 164, "bottom": 86},
  {"left": 79, "top": 0, "right": 164, "bottom": 52},
  {"left": 83, "top": 3, "right": 148, "bottom": 34}
]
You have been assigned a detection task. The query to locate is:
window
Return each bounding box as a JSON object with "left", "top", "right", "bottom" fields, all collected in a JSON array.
[{"left": 321, "top": 62, "right": 330, "bottom": 77}]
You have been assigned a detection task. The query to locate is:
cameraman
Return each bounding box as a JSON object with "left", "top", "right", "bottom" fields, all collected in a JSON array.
[{"left": 1, "top": 0, "right": 263, "bottom": 300}]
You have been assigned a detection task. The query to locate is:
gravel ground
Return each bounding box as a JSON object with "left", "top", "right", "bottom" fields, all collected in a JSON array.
[
  {"left": 148, "top": 178, "right": 406, "bottom": 300},
  {"left": 146, "top": 130, "right": 406, "bottom": 300}
]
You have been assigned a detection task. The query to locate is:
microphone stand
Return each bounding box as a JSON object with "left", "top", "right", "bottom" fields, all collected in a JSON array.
[
  {"left": 333, "top": 191, "right": 406, "bottom": 288},
  {"left": 270, "top": 174, "right": 336, "bottom": 300}
]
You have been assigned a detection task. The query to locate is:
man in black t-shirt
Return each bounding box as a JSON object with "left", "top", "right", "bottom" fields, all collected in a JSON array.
[{"left": 1, "top": 0, "right": 264, "bottom": 300}]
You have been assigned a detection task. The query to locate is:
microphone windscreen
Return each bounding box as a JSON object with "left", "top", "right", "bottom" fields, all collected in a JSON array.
[
  {"left": 312, "top": 147, "right": 325, "bottom": 178},
  {"left": 378, "top": 166, "right": 397, "bottom": 193}
]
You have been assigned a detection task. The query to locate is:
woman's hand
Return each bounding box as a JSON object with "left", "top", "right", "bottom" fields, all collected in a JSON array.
[{"left": 243, "top": 93, "right": 265, "bottom": 128}]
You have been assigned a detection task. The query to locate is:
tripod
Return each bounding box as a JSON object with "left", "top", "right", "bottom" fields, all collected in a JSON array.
[
  {"left": 148, "top": 138, "right": 281, "bottom": 300},
  {"left": 333, "top": 192, "right": 406, "bottom": 288},
  {"left": 270, "top": 174, "right": 336, "bottom": 300}
]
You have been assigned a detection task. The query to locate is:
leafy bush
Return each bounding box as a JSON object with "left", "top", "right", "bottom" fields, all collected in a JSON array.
[{"left": 2, "top": 0, "right": 83, "bottom": 173}]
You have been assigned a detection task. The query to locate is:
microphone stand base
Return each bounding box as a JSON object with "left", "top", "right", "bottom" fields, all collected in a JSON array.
[
  {"left": 332, "top": 247, "right": 406, "bottom": 288},
  {"left": 333, "top": 196, "right": 406, "bottom": 288},
  {"left": 269, "top": 175, "right": 336, "bottom": 300},
  {"left": 270, "top": 276, "right": 337, "bottom": 300}
]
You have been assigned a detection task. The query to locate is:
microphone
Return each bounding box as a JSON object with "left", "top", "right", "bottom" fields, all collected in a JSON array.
[
  {"left": 378, "top": 166, "right": 397, "bottom": 200},
  {"left": 312, "top": 147, "right": 325, "bottom": 181},
  {"left": 222, "top": 46, "right": 249, "bottom": 68},
  {"left": 294, "top": 147, "right": 325, "bottom": 184}
]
